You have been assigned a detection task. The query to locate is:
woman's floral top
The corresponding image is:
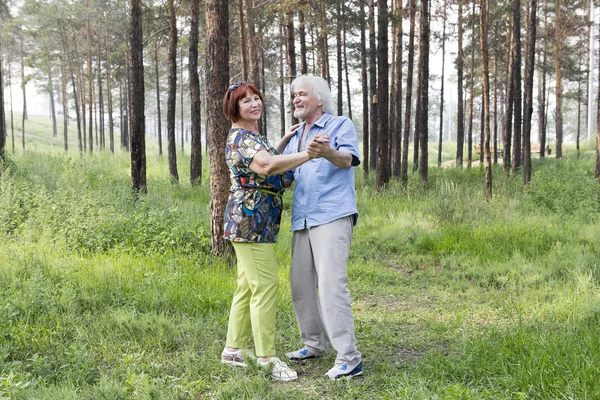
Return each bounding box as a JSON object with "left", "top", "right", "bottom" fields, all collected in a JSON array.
[{"left": 223, "top": 128, "right": 284, "bottom": 243}]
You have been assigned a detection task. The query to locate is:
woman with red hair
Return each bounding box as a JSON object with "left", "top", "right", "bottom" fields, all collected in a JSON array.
[{"left": 220, "top": 82, "right": 310, "bottom": 382}]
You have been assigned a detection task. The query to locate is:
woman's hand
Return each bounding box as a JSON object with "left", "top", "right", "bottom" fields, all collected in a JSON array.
[{"left": 284, "top": 123, "right": 302, "bottom": 139}]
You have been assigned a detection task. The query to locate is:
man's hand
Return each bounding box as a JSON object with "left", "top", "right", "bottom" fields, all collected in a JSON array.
[{"left": 307, "top": 136, "right": 331, "bottom": 159}]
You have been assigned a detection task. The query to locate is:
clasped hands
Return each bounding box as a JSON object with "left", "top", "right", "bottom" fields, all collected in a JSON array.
[{"left": 307, "top": 135, "right": 331, "bottom": 159}]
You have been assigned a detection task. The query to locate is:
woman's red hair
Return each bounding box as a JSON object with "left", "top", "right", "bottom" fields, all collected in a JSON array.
[{"left": 223, "top": 82, "right": 264, "bottom": 122}]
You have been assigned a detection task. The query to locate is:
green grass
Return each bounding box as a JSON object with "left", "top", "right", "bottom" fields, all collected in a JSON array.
[{"left": 1, "top": 122, "right": 600, "bottom": 398}]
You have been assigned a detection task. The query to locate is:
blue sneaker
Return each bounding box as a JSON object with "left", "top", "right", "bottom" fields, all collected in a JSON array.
[
  {"left": 325, "top": 361, "right": 363, "bottom": 380},
  {"left": 286, "top": 347, "right": 322, "bottom": 361}
]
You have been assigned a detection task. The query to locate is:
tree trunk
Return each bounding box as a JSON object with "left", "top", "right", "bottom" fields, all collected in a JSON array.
[
  {"left": 299, "top": 11, "right": 308, "bottom": 75},
  {"left": 416, "top": 0, "right": 429, "bottom": 183},
  {"left": 368, "top": 0, "right": 378, "bottom": 171},
  {"left": 493, "top": 30, "right": 499, "bottom": 164},
  {"left": 392, "top": 0, "right": 402, "bottom": 176},
  {"left": 456, "top": 0, "right": 464, "bottom": 168},
  {"left": 244, "top": 0, "right": 260, "bottom": 88},
  {"left": 320, "top": 0, "right": 330, "bottom": 84},
  {"left": 402, "top": 0, "right": 416, "bottom": 182},
  {"left": 86, "top": 1, "right": 94, "bottom": 152},
  {"left": 8, "top": 52, "right": 14, "bottom": 153},
  {"left": 577, "top": 54, "right": 583, "bottom": 158},
  {"left": 105, "top": 24, "right": 114, "bottom": 153},
  {"left": 376, "top": 0, "right": 389, "bottom": 190},
  {"left": 19, "top": 32, "right": 26, "bottom": 150},
  {"left": 342, "top": 2, "right": 352, "bottom": 120},
  {"left": 512, "top": 0, "right": 522, "bottom": 171},
  {"left": 190, "top": 0, "right": 202, "bottom": 185},
  {"left": 285, "top": 11, "right": 298, "bottom": 126},
  {"left": 206, "top": 0, "right": 231, "bottom": 255},
  {"left": 97, "top": 35, "right": 105, "bottom": 150},
  {"left": 438, "top": 0, "right": 447, "bottom": 168},
  {"left": 467, "top": 2, "right": 475, "bottom": 168},
  {"left": 180, "top": 48, "right": 184, "bottom": 152},
  {"left": 503, "top": 16, "right": 514, "bottom": 172},
  {"left": 59, "top": 23, "right": 82, "bottom": 153},
  {"left": 167, "top": 0, "right": 179, "bottom": 181},
  {"left": 524, "top": 0, "right": 537, "bottom": 185},
  {"left": 554, "top": 0, "right": 563, "bottom": 159},
  {"left": 0, "top": 43, "right": 5, "bottom": 157},
  {"left": 238, "top": 0, "right": 248, "bottom": 81},
  {"left": 359, "top": 0, "right": 369, "bottom": 177},
  {"left": 48, "top": 69, "right": 58, "bottom": 138},
  {"left": 60, "top": 61, "right": 68, "bottom": 151},
  {"left": 73, "top": 34, "right": 86, "bottom": 151},
  {"left": 480, "top": 0, "right": 492, "bottom": 197},
  {"left": 154, "top": 41, "right": 163, "bottom": 156},
  {"left": 336, "top": 0, "right": 343, "bottom": 116},
  {"left": 596, "top": 17, "right": 600, "bottom": 179},
  {"left": 279, "top": 21, "right": 286, "bottom": 138},
  {"left": 129, "top": 0, "right": 146, "bottom": 193}
]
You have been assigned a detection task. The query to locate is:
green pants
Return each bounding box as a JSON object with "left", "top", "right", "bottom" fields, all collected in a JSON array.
[{"left": 226, "top": 242, "right": 279, "bottom": 357}]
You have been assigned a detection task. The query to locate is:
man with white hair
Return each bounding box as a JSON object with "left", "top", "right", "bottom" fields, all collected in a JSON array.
[{"left": 282, "top": 75, "right": 362, "bottom": 380}]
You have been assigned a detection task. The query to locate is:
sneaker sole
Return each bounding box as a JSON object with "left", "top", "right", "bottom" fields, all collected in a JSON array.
[
  {"left": 286, "top": 354, "right": 320, "bottom": 361},
  {"left": 221, "top": 359, "right": 247, "bottom": 367}
]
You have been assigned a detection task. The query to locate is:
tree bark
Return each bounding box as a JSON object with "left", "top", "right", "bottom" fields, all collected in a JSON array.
[
  {"left": 376, "top": 0, "right": 389, "bottom": 190},
  {"left": 368, "top": 0, "right": 378, "bottom": 171},
  {"left": 206, "top": 0, "right": 230, "bottom": 255},
  {"left": 358, "top": 0, "right": 369, "bottom": 177},
  {"left": 73, "top": 34, "right": 86, "bottom": 150},
  {"left": 299, "top": 11, "right": 308, "bottom": 75},
  {"left": 336, "top": 0, "right": 343, "bottom": 116},
  {"left": 342, "top": 1, "right": 352, "bottom": 120},
  {"left": 190, "top": 0, "right": 202, "bottom": 185},
  {"left": 438, "top": 0, "right": 447, "bottom": 168},
  {"left": 320, "top": 0, "right": 330, "bottom": 84},
  {"left": 129, "top": 0, "right": 146, "bottom": 193},
  {"left": 58, "top": 22, "right": 82, "bottom": 153},
  {"left": 19, "top": 32, "right": 26, "bottom": 150},
  {"left": 523, "top": 0, "right": 537, "bottom": 185},
  {"left": 503, "top": 16, "right": 514, "bottom": 172},
  {"left": 238, "top": 0, "right": 248, "bottom": 81},
  {"left": 60, "top": 61, "right": 68, "bottom": 151},
  {"left": 467, "top": 2, "right": 475, "bottom": 168},
  {"left": 167, "top": 0, "right": 179, "bottom": 181},
  {"left": 97, "top": 34, "right": 105, "bottom": 150},
  {"left": 402, "top": 0, "right": 416, "bottom": 182},
  {"left": 480, "top": 0, "right": 492, "bottom": 197},
  {"left": 392, "top": 0, "right": 402, "bottom": 176},
  {"left": 285, "top": 11, "right": 298, "bottom": 126},
  {"left": 456, "top": 0, "right": 464, "bottom": 168},
  {"left": 416, "top": 0, "right": 429, "bottom": 183},
  {"left": 86, "top": 1, "right": 94, "bottom": 152},
  {"left": 279, "top": 21, "right": 286, "bottom": 138},
  {"left": 512, "top": 0, "right": 522, "bottom": 171},
  {"left": 554, "top": 0, "right": 563, "bottom": 159}
]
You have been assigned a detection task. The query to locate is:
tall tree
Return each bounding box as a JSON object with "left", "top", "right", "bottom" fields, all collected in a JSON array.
[
  {"left": 206, "top": 0, "right": 230, "bottom": 255},
  {"left": 402, "top": 0, "right": 416, "bottom": 182},
  {"left": 167, "top": 0, "right": 179, "bottom": 181},
  {"left": 154, "top": 40, "right": 163, "bottom": 156},
  {"left": 376, "top": 0, "right": 389, "bottom": 190},
  {"left": 512, "top": 0, "right": 522, "bottom": 171},
  {"left": 86, "top": 0, "right": 94, "bottom": 152},
  {"left": 523, "top": 0, "right": 537, "bottom": 185},
  {"left": 554, "top": 0, "right": 564, "bottom": 159},
  {"left": 342, "top": 1, "right": 352, "bottom": 119},
  {"left": 503, "top": 15, "right": 514, "bottom": 172},
  {"left": 129, "top": 0, "right": 146, "bottom": 193},
  {"left": 438, "top": 0, "right": 447, "bottom": 168},
  {"left": 189, "top": 0, "right": 202, "bottom": 185},
  {"left": 480, "top": 0, "right": 492, "bottom": 197},
  {"left": 359, "top": 0, "right": 369, "bottom": 176},
  {"left": 336, "top": 0, "right": 343, "bottom": 116},
  {"left": 467, "top": 2, "right": 475, "bottom": 168},
  {"left": 416, "top": 0, "right": 430, "bottom": 183},
  {"left": 238, "top": 0, "right": 248, "bottom": 80},
  {"left": 392, "top": 0, "right": 402, "bottom": 176},
  {"left": 0, "top": 40, "right": 5, "bottom": 157},
  {"left": 368, "top": 0, "right": 378, "bottom": 171},
  {"left": 538, "top": 0, "right": 548, "bottom": 157},
  {"left": 105, "top": 20, "right": 114, "bottom": 153},
  {"left": 299, "top": 10, "right": 308, "bottom": 74},
  {"left": 456, "top": 0, "right": 464, "bottom": 168},
  {"left": 285, "top": 10, "right": 298, "bottom": 125},
  {"left": 19, "top": 30, "right": 26, "bottom": 150}
]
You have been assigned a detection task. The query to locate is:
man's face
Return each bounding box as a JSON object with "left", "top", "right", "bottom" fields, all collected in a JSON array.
[{"left": 292, "top": 83, "right": 322, "bottom": 121}]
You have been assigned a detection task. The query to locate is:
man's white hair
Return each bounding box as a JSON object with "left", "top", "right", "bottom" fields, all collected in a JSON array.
[{"left": 291, "top": 75, "right": 335, "bottom": 115}]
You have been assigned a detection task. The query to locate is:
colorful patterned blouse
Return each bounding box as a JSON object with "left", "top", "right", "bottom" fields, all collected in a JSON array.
[{"left": 223, "top": 128, "right": 284, "bottom": 243}]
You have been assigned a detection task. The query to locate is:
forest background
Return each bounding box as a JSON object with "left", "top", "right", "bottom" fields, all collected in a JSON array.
[{"left": 1, "top": 0, "right": 600, "bottom": 398}]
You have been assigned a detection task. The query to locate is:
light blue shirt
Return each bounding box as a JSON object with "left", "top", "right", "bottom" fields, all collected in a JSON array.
[{"left": 283, "top": 113, "right": 361, "bottom": 231}]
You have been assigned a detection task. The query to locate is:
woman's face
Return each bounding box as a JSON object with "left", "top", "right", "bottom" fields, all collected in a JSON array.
[{"left": 237, "top": 90, "right": 263, "bottom": 123}]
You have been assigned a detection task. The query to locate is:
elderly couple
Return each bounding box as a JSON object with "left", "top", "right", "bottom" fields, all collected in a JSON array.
[{"left": 220, "top": 75, "right": 362, "bottom": 382}]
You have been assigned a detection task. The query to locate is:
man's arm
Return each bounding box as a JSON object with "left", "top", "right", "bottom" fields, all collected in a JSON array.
[{"left": 306, "top": 138, "right": 353, "bottom": 169}]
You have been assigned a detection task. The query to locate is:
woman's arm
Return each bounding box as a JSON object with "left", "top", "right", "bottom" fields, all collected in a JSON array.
[
  {"left": 249, "top": 150, "right": 311, "bottom": 176},
  {"left": 275, "top": 123, "right": 302, "bottom": 154}
]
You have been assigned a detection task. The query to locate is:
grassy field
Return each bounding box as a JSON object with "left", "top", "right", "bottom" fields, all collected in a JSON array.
[{"left": 1, "top": 117, "right": 600, "bottom": 399}]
